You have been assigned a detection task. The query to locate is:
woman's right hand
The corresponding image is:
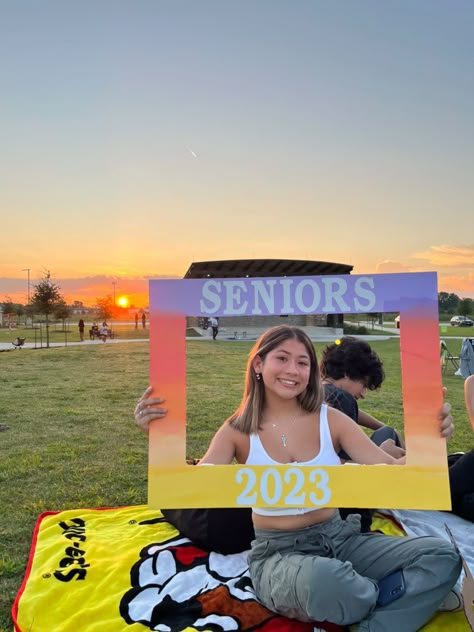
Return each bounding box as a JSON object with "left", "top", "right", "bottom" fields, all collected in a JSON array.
[{"left": 134, "top": 386, "right": 167, "bottom": 434}]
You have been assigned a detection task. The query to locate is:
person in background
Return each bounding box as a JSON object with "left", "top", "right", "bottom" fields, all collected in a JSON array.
[
  {"left": 99, "top": 321, "right": 109, "bottom": 342},
  {"left": 448, "top": 375, "right": 474, "bottom": 522},
  {"left": 320, "top": 337, "right": 405, "bottom": 457},
  {"left": 134, "top": 325, "right": 460, "bottom": 631},
  {"left": 142, "top": 312, "right": 146, "bottom": 329},
  {"left": 209, "top": 316, "right": 219, "bottom": 340},
  {"left": 135, "top": 312, "right": 139, "bottom": 329},
  {"left": 321, "top": 336, "right": 465, "bottom": 529},
  {"left": 78, "top": 318, "right": 85, "bottom": 342}
]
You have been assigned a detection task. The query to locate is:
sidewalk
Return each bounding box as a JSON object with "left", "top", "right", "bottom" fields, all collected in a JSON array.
[
  {"left": 0, "top": 337, "right": 149, "bottom": 351},
  {"left": 0, "top": 326, "right": 401, "bottom": 352}
]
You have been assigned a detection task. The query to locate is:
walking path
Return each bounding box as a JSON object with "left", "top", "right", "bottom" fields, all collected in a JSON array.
[{"left": 0, "top": 325, "right": 400, "bottom": 352}]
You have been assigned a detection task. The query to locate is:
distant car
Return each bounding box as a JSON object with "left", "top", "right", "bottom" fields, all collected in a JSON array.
[{"left": 450, "top": 315, "right": 474, "bottom": 327}]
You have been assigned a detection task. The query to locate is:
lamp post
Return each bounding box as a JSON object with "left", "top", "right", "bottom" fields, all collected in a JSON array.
[
  {"left": 112, "top": 281, "right": 116, "bottom": 305},
  {"left": 22, "top": 268, "right": 31, "bottom": 304}
]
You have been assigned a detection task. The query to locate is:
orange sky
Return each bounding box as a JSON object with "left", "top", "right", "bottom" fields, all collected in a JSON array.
[{"left": 1, "top": 3, "right": 473, "bottom": 307}]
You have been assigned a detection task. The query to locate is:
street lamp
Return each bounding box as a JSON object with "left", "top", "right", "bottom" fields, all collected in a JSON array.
[
  {"left": 112, "top": 281, "right": 116, "bottom": 305},
  {"left": 22, "top": 268, "right": 31, "bottom": 303}
]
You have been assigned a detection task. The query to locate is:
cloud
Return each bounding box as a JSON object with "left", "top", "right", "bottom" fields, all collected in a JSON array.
[
  {"left": 437, "top": 271, "right": 474, "bottom": 298},
  {"left": 375, "top": 260, "right": 413, "bottom": 273},
  {"left": 413, "top": 245, "right": 474, "bottom": 268},
  {"left": 372, "top": 253, "right": 474, "bottom": 298}
]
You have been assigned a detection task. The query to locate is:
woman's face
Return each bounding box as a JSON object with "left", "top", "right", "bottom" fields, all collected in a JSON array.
[{"left": 254, "top": 338, "right": 311, "bottom": 400}]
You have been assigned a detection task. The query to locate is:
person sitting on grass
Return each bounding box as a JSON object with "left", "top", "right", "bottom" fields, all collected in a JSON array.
[
  {"left": 134, "top": 325, "right": 460, "bottom": 631},
  {"left": 321, "top": 336, "right": 473, "bottom": 528},
  {"left": 320, "top": 337, "right": 405, "bottom": 459},
  {"left": 448, "top": 375, "right": 474, "bottom": 522}
]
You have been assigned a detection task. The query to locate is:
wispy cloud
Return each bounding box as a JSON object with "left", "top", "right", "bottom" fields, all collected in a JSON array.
[
  {"left": 413, "top": 245, "right": 474, "bottom": 268},
  {"left": 375, "top": 260, "right": 413, "bottom": 274}
]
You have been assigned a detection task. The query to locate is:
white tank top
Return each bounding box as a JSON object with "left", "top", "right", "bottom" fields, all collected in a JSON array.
[{"left": 246, "top": 403, "right": 341, "bottom": 516}]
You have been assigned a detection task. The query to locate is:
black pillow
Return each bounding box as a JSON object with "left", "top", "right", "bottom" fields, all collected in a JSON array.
[{"left": 161, "top": 507, "right": 255, "bottom": 554}]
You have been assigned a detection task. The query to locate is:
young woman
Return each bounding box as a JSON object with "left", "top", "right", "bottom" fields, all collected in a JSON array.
[{"left": 134, "top": 325, "right": 461, "bottom": 631}]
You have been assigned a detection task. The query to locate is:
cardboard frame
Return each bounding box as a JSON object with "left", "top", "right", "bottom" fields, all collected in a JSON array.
[{"left": 148, "top": 272, "right": 450, "bottom": 510}]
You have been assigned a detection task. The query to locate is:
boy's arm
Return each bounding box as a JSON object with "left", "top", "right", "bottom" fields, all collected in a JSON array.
[
  {"left": 358, "top": 409, "right": 406, "bottom": 449},
  {"left": 357, "top": 409, "right": 385, "bottom": 431}
]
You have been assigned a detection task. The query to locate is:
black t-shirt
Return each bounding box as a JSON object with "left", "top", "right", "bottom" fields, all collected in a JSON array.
[{"left": 324, "top": 383, "right": 359, "bottom": 424}]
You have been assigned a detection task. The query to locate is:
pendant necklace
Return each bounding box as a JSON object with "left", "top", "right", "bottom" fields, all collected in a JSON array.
[{"left": 271, "top": 418, "right": 296, "bottom": 448}]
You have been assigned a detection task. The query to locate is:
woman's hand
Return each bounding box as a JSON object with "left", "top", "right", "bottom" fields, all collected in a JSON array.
[
  {"left": 134, "top": 386, "right": 167, "bottom": 434},
  {"left": 439, "top": 387, "right": 454, "bottom": 440}
]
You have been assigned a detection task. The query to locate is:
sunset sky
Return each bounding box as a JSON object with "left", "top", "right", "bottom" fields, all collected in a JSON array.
[{"left": 1, "top": 1, "right": 473, "bottom": 307}]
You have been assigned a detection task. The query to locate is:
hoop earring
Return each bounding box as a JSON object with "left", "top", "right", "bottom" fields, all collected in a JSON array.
[{"left": 255, "top": 372, "right": 262, "bottom": 382}]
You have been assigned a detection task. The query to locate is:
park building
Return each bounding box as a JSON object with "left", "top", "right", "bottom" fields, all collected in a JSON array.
[{"left": 183, "top": 258, "right": 353, "bottom": 339}]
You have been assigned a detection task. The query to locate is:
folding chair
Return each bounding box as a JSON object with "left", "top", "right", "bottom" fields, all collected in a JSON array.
[{"left": 440, "top": 340, "right": 459, "bottom": 373}]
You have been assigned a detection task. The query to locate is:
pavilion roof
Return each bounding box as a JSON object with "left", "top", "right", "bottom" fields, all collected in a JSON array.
[{"left": 183, "top": 258, "right": 353, "bottom": 279}]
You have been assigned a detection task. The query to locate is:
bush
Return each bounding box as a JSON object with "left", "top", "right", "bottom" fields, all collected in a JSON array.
[{"left": 343, "top": 323, "right": 369, "bottom": 335}]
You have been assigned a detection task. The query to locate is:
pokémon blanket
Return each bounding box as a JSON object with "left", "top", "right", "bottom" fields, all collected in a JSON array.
[{"left": 13, "top": 506, "right": 470, "bottom": 632}]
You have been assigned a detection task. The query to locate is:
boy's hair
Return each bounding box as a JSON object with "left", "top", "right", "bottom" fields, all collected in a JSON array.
[
  {"left": 228, "top": 325, "right": 324, "bottom": 435},
  {"left": 320, "top": 336, "right": 385, "bottom": 390}
]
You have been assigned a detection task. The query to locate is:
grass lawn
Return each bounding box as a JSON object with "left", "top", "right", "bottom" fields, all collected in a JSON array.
[
  {"left": 438, "top": 324, "right": 474, "bottom": 338},
  {"left": 1, "top": 338, "right": 472, "bottom": 630}
]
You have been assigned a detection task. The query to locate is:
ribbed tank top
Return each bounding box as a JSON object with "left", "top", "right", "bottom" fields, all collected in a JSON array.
[{"left": 246, "top": 403, "right": 341, "bottom": 516}]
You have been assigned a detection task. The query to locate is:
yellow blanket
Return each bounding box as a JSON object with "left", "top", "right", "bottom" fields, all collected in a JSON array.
[{"left": 13, "top": 506, "right": 470, "bottom": 631}]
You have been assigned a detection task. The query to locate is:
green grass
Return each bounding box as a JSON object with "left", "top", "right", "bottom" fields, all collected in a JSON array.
[
  {"left": 438, "top": 324, "right": 474, "bottom": 338},
  {"left": 0, "top": 338, "right": 472, "bottom": 630}
]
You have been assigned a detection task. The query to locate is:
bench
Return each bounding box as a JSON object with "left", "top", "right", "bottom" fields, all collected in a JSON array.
[{"left": 89, "top": 329, "right": 117, "bottom": 341}]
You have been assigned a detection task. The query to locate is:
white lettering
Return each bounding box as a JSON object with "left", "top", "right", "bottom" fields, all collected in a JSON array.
[
  {"left": 294, "top": 280, "right": 321, "bottom": 313},
  {"left": 251, "top": 280, "right": 276, "bottom": 315},
  {"left": 280, "top": 279, "right": 295, "bottom": 314},
  {"left": 354, "top": 277, "right": 376, "bottom": 311},
  {"left": 224, "top": 281, "right": 248, "bottom": 315},
  {"left": 322, "top": 277, "right": 350, "bottom": 312},
  {"left": 199, "top": 281, "right": 221, "bottom": 314},
  {"left": 198, "top": 276, "right": 379, "bottom": 317}
]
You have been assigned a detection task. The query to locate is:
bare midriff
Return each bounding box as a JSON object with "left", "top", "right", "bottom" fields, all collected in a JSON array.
[{"left": 252, "top": 506, "right": 338, "bottom": 531}]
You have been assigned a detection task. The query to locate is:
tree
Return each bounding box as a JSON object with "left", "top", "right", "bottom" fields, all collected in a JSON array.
[
  {"left": 53, "top": 300, "right": 72, "bottom": 329},
  {"left": 30, "top": 271, "right": 65, "bottom": 347},
  {"left": 95, "top": 295, "right": 117, "bottom": 321},
  {"left": 1, "top": 297, "right": 15, "bottom": 314},
  {"left": 459, "top": 297, "right": 473, "bottom": 317},
  {"left": 438, "top": 292, "right": 460, "bottom": 314}
]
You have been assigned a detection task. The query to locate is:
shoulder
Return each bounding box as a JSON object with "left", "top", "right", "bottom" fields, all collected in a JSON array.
[
  {"left": 213, "top": 421, "right": 249, "bottom": 449},
  {"left": 200, "top": 420, "right": 249, "bottom": 465},
  {"left": 326, "top": 405, "right": 360, "bottom": 445}
]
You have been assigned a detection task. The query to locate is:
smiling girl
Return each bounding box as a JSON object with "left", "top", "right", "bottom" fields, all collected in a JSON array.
[{"left": 135, "top": 325, "right": 461, "bottom": 631}]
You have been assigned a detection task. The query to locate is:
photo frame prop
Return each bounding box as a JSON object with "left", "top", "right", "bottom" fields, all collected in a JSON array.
[{"left": 148, "top": 272, "right": 450, "bottom": 510}]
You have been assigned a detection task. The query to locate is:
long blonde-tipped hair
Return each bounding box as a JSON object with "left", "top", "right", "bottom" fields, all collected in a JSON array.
[{"left": 228, "top": 325, "right": 324, "bottom": 435}]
